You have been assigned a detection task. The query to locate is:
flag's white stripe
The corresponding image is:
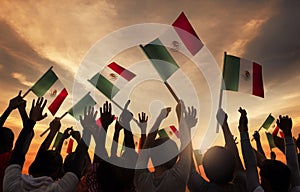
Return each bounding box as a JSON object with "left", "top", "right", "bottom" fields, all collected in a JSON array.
[
  {"left": 159, "top": 27, "right": 194, "bottom": 64},
  {"left": 238, "top": 58, "right": 253, "bottom": 95},
  {"left": 45, "top": 79, "right": 65, "bottom": 104},
  {"left": 101, "top": 66, "right": 129, "bottom": 89}
]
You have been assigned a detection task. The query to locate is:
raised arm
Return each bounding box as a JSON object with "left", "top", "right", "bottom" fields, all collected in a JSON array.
[
  {"left": 137, "top": 112, "right": 148, "bottom": 152},
  {"left": 38, "top": 118, "right": 61, "bottom": 152},
  {"left": 111, "top": 121, "right": 122, "bottom": 158},
  {"left": 238, "top": 107, "right": 261, "bottom": 192},
  {"left": 277, "top": 115, "right": 300, "bottom": 187},
  {"left": 172, "top": 101, "right": 196, "bottom": 183},
  {"left": 9, "top": 97, "right": 47, "bottom": 167},
  {"left": 93, "top": 101, "right": 114, "bottom": 163},
  {"left": 0, "top": 91, "right": 25, "bottom": 127},
  {"left": 253, "top": 131, "right": 266, "bottom": 158},
  {"left": 119, "top": 100, "right": 135, "bottom": 150},
  {"left": 55, "top": 127, "right": 73, "bottom": 153},
  {"left": 217, "top": 109, "right": 245, "bottom": 174}
]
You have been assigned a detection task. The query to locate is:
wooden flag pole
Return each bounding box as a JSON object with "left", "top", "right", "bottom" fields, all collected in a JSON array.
[
  {"left": 216, "top": 52, "right": 227, "bottom": 133},
  {"left": 40, "top": 112, "right": 68, "bottom": 137},
  {"left": 164, "top": 81, "right": 180, "bottom": 103}
]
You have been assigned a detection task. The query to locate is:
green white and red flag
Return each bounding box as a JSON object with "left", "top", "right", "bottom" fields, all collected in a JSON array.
[
  {"left": 31, "top": 68, "right": 68, "bottom": 116},
  {"left": 222, "top": 54, "right": 264, "bottom": 98}
]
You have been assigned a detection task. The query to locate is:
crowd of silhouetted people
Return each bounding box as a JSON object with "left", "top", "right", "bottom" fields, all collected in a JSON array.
[{"left": 1, "top": 91, "right": 300, "bottom": 192}]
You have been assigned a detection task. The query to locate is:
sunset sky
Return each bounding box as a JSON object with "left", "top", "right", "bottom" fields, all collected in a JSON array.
[{"left": 1, "top": 0, "right": 300, "bottom": 173}]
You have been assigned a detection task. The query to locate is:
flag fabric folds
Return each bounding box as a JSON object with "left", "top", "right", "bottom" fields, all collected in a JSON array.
[
  {"left": 222, "top": 54, "right": 264, "bottom": 98},
  {"left": 89, "top": 62, "right": 136, "bottom": 99},
  {"left": 261, "top": 114, "right": 275, "bottom": 130},
  {"left": 266, "top": 132, "right": 276, "bottom": 149},
  {"left": 31, "top": 68, "right": 68, "bottom": 116},
  {"left": 158, "top": 125, "right": 179, "bottom": 139},
  {"left": 67, "top": 93, "right": 97, "bottom": 120},
  {"left": 140, "top": 39, "right": 179, "bottom": 82}
]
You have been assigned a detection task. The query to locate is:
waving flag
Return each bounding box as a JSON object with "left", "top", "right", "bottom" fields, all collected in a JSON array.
[
  {"left": 261, "top": 114, "right": 275, "bottom": 130},
  {"left": 67, "top": 93, "right": 96, "bottom": 120},
  {"left": 140, "top": 39, "right": 179, "bottom": 81},
  {"left": 222, "top": 54, "right": 264, "bottom": 98},
  {"left": 266, "top": 132, "right": 276, "bottom": 149},
  {"left": 157, "top": 125, "right": 179, "bottom": 139},
  {"left": 31, "top": 67, "right": 68, "bottom": 115},
  {"left": 89, "top": 62, "right": 136, "bottom": 99}
]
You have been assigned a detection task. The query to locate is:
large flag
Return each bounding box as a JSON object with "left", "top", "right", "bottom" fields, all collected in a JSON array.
[
  {"left": 67, "top": 93, "right": 97, "bottom": 120},
  {"left": 266, "top": 132, "right": 276, "bottom": 149},
  {"left": 222, "top": 54, "right": 264, "bottom": 98},
  {"left": 261, "top": 114, "right": 275, "bottom": 130},
  {"left": 157, "top": 125, "right": 179, "bottom": 139},
  {"left": 31, "top": 68, "right": 68, "bottom": 116},
  {"left": 140, "top": 38, "right": 179, "bottom": 82},
  {"left": 89, "top": 62, "right": 136, "bottom": 99},
  {"left": 158, "top": 12, "right": 204, "bottom": 58}
]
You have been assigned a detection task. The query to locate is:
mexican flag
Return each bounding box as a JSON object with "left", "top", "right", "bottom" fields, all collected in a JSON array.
[
  {"left": 222, "top": 54, "right": 264, "bottom": 98},
  {"left": 158, "top": 125, "right": 179, "bottom": 139},
  {"left": 89, "top": 62, "right": 136, "bottom": 99},
  {"left": 31, "top": 68, "right": 68, "bottom": 116},
  {"left": 266, "top": 132, "right": 276, "bottom": 149},
  {"left": 261, "top": 114, "right": 275, "bottom": 130},
  {"left": 67, "top": 93, "right": 97, "bottom": 120},
  {"left": 53, "top": 132, "right": 63, "bottom": 149},
  {"left": 140, "top": 38, "right": 179, "bottom": 82},
  {"left": 158, "top": 12, "right": 204, "bottom": 58}
]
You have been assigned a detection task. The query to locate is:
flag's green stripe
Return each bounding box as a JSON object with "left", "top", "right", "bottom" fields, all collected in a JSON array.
[
  {"left": 53, "top": 132, "right": 63, "bottom": 148},
  {"left": 266, "top": 132, "right": 276, "bottom": 149},
  {"left": 67, "top": 93, "right": 96, "bottom": 120},
  {"left": 31, "top": 69, "right": 58, "bottom": 97},
  {"left": 89, "top": 73, "right": 119, "bottom": 99},
  {"left": 222, "top": 55, "right": 240, "bottom": 91},
  {"left": 141, "top": 38, "right": 179, "bottom": 81},
  {"left": 158, "top": 129, "right": 169, "bottom": 138},
  {"left": 262, "top": 114, "right": 275, "bottom": 130}
]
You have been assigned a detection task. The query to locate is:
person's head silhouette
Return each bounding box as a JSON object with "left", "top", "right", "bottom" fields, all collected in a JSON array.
[
  {"left": 203, "top": 146, "right": 235, "bottom": 184},
  {"left": 0, "top": 127, "right": 14, "bottom": 154},
  {"left": 260, "top": 159, "right": 291, "bottom": 192},
  {"left": 29, "top": 150, "right": 63, "bottom": 180}
]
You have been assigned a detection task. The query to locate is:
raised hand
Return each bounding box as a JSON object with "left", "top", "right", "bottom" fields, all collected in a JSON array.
[
  {"left": 80, "top": 106, "right": 98, "bottom": 132},
  {"left": 8, "top": 91, "right": 26, "bottom": 111},
  {"left": 29, "top": 97, "right": 47, "bottom": 122},
  {"left": 100, "top": 101, "right": 115, "bottom": 130},
  {"left": 138, "top": 112, "right": 148, "bottom": 134},
  {"left": 253, "top": 131, "right": 260, "bottom": 142},
  {"left": 277, "top": 115, "right": 293, "bottom": 137},
  {"left": 238, "top": 107, "right": 248, "bottom": 132},
  {"left": 216, "top": 108, "right": 228, "bottom": 126},
  {"left": 49, "top": 118, "right": 61, "bottom": 133},
  {"left": 184, "top": 106, "right": 198, "bottom": 129},
  {"left": 119, "top": 100, "right": 133, "bottom": 127},
  {"left": 176, "top": 100, "right": 185, "bottom": 121},
  {"left": 159, "top": 107, "right": 171, "bottom": 120},
  {"left": 62, "top": 127, "right": 73, "bottom": 139},
  {"left": 71, "top": 130, "right": 81, "bottom": 143}
]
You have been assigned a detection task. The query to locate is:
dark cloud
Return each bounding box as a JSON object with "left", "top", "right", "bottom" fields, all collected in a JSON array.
[{"left": 244, "top": 0, "right": 300, "bottom": 88}]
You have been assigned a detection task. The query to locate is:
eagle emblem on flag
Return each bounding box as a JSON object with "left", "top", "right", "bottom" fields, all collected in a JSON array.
[
  {"left": 50, "top": 89, "right": 57, "bottom": 97},
  {"left": 171, "top": 40, "right": 180, "bottom": 52},
  {"left": 242, "top": 70, "right": 251, "bottom": 81}
]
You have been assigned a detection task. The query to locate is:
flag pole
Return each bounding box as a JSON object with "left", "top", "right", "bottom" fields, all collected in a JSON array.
[
  {"left": 216, "top": 52, "right": 226, "bottom": 133},
  {"left": 251, "top": 113, "right": 272, "bottom": 141},
  {"left": 21, "top": 89, "right": 31, "bottom": 98},
  {"left": 164, "top": 81, "right": 180, "bottom": 102},
  {"left": 40, "top": 112, "right": 68, "bottom": 137}
]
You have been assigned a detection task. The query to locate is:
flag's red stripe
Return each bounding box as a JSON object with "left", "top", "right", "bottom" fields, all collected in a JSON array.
[
  {"left": 172, "top": 12, "right": 203, "bottom": 56},
  {"left": 66, "top": 138, "right": 74, "bottom": 154},
  {"left": 48, "top": 88, "right": 68, "bottom": 116},
  {"left": 252, "top": 62, "right": 264, "bottom": 98},
  {"left": 279, "top": 131, "right": 285, "bottom": 139},
  {"left": 272, "top": 126, "right": 279, "bottom": 136},
  {"left": 170, "top": 125, "right": 179, "bottom": 138},
  {"left": 108, "top": 62, "right": 136, "bottom": 81}
]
